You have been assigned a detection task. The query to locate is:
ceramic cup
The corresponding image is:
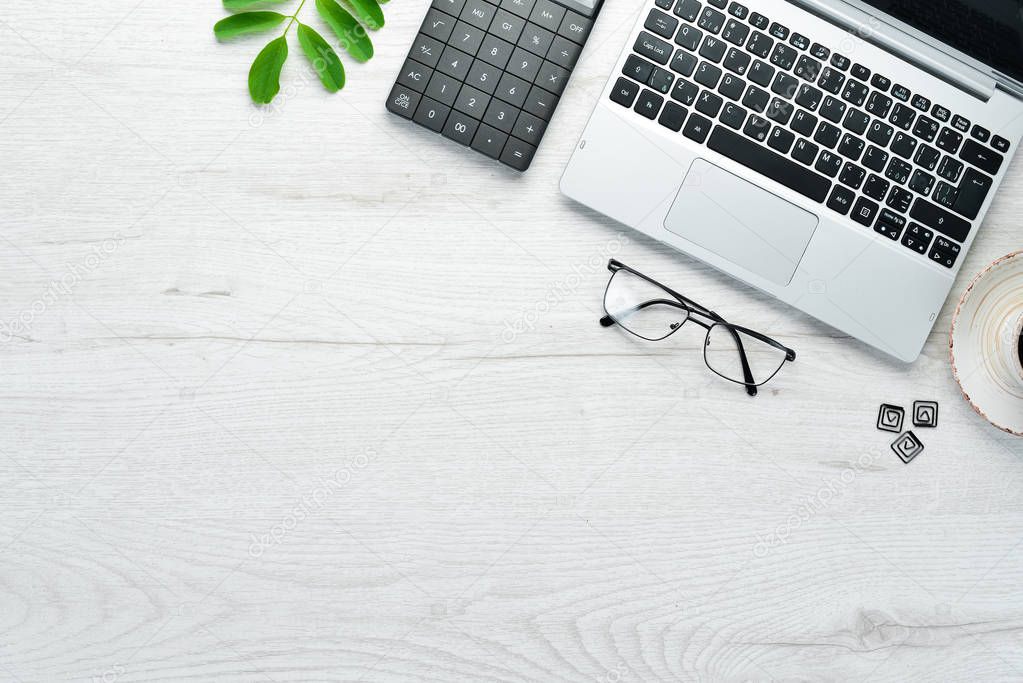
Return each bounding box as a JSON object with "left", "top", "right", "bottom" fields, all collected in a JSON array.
[{"left": 1000, "top": 312, "right": 1023, "bottom": 388}]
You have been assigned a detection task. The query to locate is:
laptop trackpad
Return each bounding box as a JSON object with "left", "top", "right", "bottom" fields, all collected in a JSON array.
[{"left": 664, "top": 159, "right": 818, "bottom": 287}]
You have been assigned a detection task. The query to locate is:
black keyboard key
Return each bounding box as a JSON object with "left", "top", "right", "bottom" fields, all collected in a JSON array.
[
  {"left": 794, "top": 55, "right": 822, "bottom": 82},
  {"left": 536, "top": 59, "right": 569, "bottom": 93},
  {"left": 492, "top": 9, "right": 527, "bottom": 43},
  {"left": 723, "top": 47, "right": 751, "bottom": 75},
  {"left": 863, "top": 145, "right": 888, "bottom": 172},
  {"left": 838, "top": 134, "right": 864, "bottom": 161},
  {"left": 864, "top": 173, "right": 890, "bottom": 201},
  {"left": 870, "top": 73, "right": 891, "bottom": 91},
  {"left": 951, "top": 114, "right": 970, "bottom": 133},
  {"left": 530, "top": 0, "right": 565, "bottom": 32},
  {"left": 648, "top": 66, "right": 675, "bottom": 93},
  {"left": 909, "top": 169, "right": 935, "bottom": 196},
  {"left": 912, "top": 116, "right": 939, "bottom": 142},
  {"left": 929, "top": 243, "right": 960, "bottom": 268},
  {"left": 696, "top": 89, "right": 723, "bottom": 117},
  {"left": 952, "top": 167, "right": 993, "bottom": 220},
  {"left": 890, "top": 131, "right": 917, "bottom": 159},
  {"left": 718, "top": 73, "right": 745, "bottom": 100},
  {"left": 707, "top": 126, "right": 832, "bottom": 202},
  {"left": 655, "top": 0, "right": 673, "bottom": 9},
  {"left": 851, "top": 197, "right": 879, "bottom": 226},
  {"left": 719, "top": 101, "right": 747, "bottom": 129},
  {"left": 460, "top": 0, "right": 498, "bottom": 30},
  {"left": 891, "top": 84, "right": 910, "bottom": 101},
  {"left": 523, "top": 85, "right": 557, "bottom": 119},
  {"left": 695, "top": 61, "right": 722, "bottom": 87},
  {"left": 866, "top": 120, "right": 894, "bottom": 146},
  {"left": 814, "top": 121, "right": 841, "bottom": 149},
  {"left": 887, "top": 186, "right": 913, "bottom": 213},
  {"left": 789, "top": 33, "right": 810, "bottom": 51},
  {"left": 886, "top": 157, "right": 911, "bottom": 184},
  {"left": 700, "top": 35, "right": 728, "bottom": 63},
  {"left": 820, "top": 95, "right": 846, "bottom": 122},
  {"left": 635, "top": 88, "right": 664, "bottom": 119},
  {"left": 875, "top": 209, "right": 906, "bottom": 240},
  {"left": 911, "top": 94, "right": 931, "bottom": 111},
  {"left": 865, "top": 91, "right": 892, "bottom": 118},
  {"left": 746, "top": 32, "right": 774, "bottom": 59},
  {"left": 970, "top": 124, "right": 990, "bottom": 142},
  {"left": 671, "top": 78, "right": 699, "bottom": 106},
  {"left": 795, "top": 83, "right": 823, "bottom": 110},
  {"left": 610, "top": 77, "right": 640, "bottom": 107},
  {"left": 386, "top": 83, "right": 422, "bottom": 119},
  {"left": 397, "top": 58, "right": 434, "bottom": 93},
  {"left": 728, "top": 2, "right": 748, "bottom": 19},
  {"left": 438, "top": 45, "right": 474, "bottom": 79},
  {"left": 673, "top": 0, "right": 700, "bottom": 21},
  {"left": 843, "top": 108, "right": 869, "bottom": 135},
  {"left": 697, "top": 6, "right": 726, "bottom": 33},
  {"left": 938, "top": 156, "right": 964, "bottom": 183},
  {"left": 815, "top": 150, "right": 842, "bottom": 177},
  {"left": 902, "top": 222, "right": 933, "bottom": 254},
  {"left": 840, "top": 162, "right": 866, "bottom": 189},
  {"left": 708, "top": 0, "right": 727, "bottom": 8},
  {"left": 496, "top": 72, "right": 530, "bottom": 105},
  {"left": 791, "top": 109, "right": 817, "bottom": 137},
  {"left": 683, "top": 112, "right": 713, "bottom": 142},
  {"left": 830, "top": 53, "right": 850, "bottom": 70},
  {"left": 437, "top": 0, "right": 468, "bottom": 17},
  {"left": 749, "top": 12, "right": 769, "bottom": 30},
  {"left": 748, "top": 60, "right": 774, "bottom": 87},
  {"left": 766, "top": 97, "right": 793, "bottom": 125},
  {"left": 992, "top": 135, "right": 1011, "bottom": 153},
  {"left": 635, "top": 31, "right": 673, "bottom": 64},
  {"left": 771, "top": 72, "right": 798, "bottom": 99},
  {"left": 768, "top": 126, "right": 795, "bottom": 153},
  {"left": 791, "top": 137, "right": 818, "bottom": 165},
  {"left": 501, "top": 0, "right": 534, "bottom": 19},
  {"left": 645, "top": 8, "right": 679, "bottom": 38},
  {"left": 851, "top": 63, "right": 870, "bottom": 80},
  {"left": 425, "top": 71, "right": 461, "bottom": 106},
  {"left": 722, "top": 19, "right": 750, "bottom": 46},
  {"left": 511, "top": 110, "right": 546, "bottom": 144},
  {"left": 658, "top": 100, "right": 688, "bottom": 131},
  {"left": 889, "top": 103, "right": 915, "bottom": 130},
  {"left": 624, "top": 54, "right": 655, "bottom": 83},
  {"left": 933, "top": 180, "right": 958, "bottom": 208},
  {"left": 827, "top": 185, "right": 856, "bottom": 215},
  {"left": 811, "top": 43, "right": 830, "bottom": 60},
  {"left": 910, "top": 198, "right": 971, "bottom": 242},
  {"left": 675, "top": 24, "right": 703, "bottom": 51},
  {"left": 548, "top": 36, "right": 581, "bottom": 68},
  {"left": 743, "top": 114, "right": 770, "bottom": 142},
  {"left": 454, "top": 84, "right": 491, "bottom": 118},
  {"left": 466, "top": 59, "right": 501, "bottom": 93},
  {"left": 960, "top": 139, "right": 1004, "bottom": 175},
  {"left": 482, "top": 98, "right": 517, "bottom": 132},
  {"left": 914, "top": 144, "right": 940, "bottom": 172},
  {"left": 413, "top": 96, "right": 451, "bottom": 132},
  {"left": 769, "top": 22, "right": 789, "bottom": 40},
  {"left": 841, "top": 79, "right": 868, "bottom": 106},
  {"left": 741, "top": 84, "right": 769, "bottom": 112},
  {"left": 441, "top": 109, "right": 480, "bottom": 145},
  {"left": 936, "top": 127, "right": 963, "bottom": 155},
  {"left": 670, "top": 48, "right": 699, "bottom": 76},
  {"left": 932, "top": 104, "right": 951, "bottom": 122},
  {"left": 818, "top": 67, "right": 846, "bottom": 94},
  {"left": 769, "top": 43, "right": 797, "bottom": 70},
  {"left": 471, "top": 123, "right": 508, "bottom": 158}
]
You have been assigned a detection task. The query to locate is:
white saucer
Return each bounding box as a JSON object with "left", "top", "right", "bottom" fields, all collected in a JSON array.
[{"left": 950, "top": 251, "right": 1023, "bottom": 436}]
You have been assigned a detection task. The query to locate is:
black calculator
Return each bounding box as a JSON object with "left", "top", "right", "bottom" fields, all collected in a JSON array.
[{"left": 386, "top": 0, "right": 603, "bottom": 171}]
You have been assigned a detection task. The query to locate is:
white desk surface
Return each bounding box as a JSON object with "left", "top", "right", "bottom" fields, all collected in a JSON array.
[{"left": 2, "top": 1, "right": 1022, "bottom": 681}]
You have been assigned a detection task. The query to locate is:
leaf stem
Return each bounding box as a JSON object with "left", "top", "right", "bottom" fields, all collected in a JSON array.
[{"left": 284, "top": 0, "right": 309, "bottom": 34}]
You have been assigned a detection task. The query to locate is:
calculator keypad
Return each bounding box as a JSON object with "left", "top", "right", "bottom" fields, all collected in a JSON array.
[{"left": 387, "top": 0, "right": 602, "bottom": 171}]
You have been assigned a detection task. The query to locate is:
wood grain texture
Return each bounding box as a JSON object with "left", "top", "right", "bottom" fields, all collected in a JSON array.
[{"left": 1, "top": 0, "right": 1023, "bottom": 681}]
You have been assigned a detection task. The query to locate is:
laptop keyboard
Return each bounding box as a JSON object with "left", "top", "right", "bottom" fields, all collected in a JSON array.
[{"left": 612, "top": 0, "right": 1012, "bottom": 269}]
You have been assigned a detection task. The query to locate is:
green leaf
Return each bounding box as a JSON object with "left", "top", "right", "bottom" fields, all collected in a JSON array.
[
  {"left": 340, "top": 0, "right": 384, "bottom": 30},
  {"left": 214, "top": 11, "right": 286, "bottom": 40},
  {"left": 316, "top": 0, "right": 374, "bottom": 61},
  {"left": 297, "top": 23, "right": 345, "bottom": 92},
  {"left": 248, "top": 36, "right": 289, "bottom": 103},
  {"left": 223, "top": 0, "right": 288, "bottom": 10}
]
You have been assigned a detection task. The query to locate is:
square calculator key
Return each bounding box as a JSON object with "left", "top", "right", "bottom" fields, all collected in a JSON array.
[{"left": 389, "top": 0, "right": 603, "bottom": 170}]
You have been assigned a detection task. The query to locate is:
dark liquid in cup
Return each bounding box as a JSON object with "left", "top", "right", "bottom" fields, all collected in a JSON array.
[{"left": 1018, "top": 334, "right": 1023, "bottom": 367}]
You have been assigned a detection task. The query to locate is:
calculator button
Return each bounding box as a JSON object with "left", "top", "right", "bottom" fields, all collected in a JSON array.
[
  {"left": 479, "top": 34, "right": 515, "bottom": 68},
  {"left": 438, "top": 45, "right": 473, "bottom": 79},
  {"left": 453, "top": 84, "right": 491, "bottom": 118},
  {"left": 536, "top": 60, "right": 570, "bottom": 94},
  {"left": 529, "top": 0, "right": 566, "bottom": 33},
  {"left": 499, "top": 0, "right": 535, "bottom": 19},
  {"left": 422, "top": 8, "right": 456, "bottom": 42},
  {"left": 434, "top": 0, "right": 467, "bottom": 17},
  {"left": 460, "top": 0, "right": 498, "bottom": 30},
  {"left": 495, "top": 72, "right": 530, "bottom": 106},
  {"left": 491, "top": 9, "right": 526, "bottom": 43},
  {"left": 386, "top": 84, "right": 422, "bottom": 119},
  {"left": 511, "top": 110, "right": 547, "bottom": 145},
  {"left": 525, "top": 84, "right": 559, "bottom": 118},
  {"left": 519, "top": 22, "right": 555, "bottom": 56},
  {"left": 397, "top": 58, "right": 433, "bottom": 93},
  {"left": 441, "top": 110, "right": 480, "bottom": 144},
  {"left": 548, "top": 35, "right": 582, "bottom": 69},
  {"left": 425, "top": 71, "right": 462, "bottom": 106},
  {"left": 413, "top": 97, "right": 451, "bottom": 131},
  {"left": 471, "top": 123, "right": 509, "bottom": 158},
  {"left": 500, "top": 136, "right": 536, "bottom": 170},
  {"left": 466, "top": 59, "right": 501, "bottom": 93},
  {"left": 483, "top": 98, "right": 518, "bottom": 132},
  {"left": 450, "top": 21, "right": 486, "bottom": 54},
  {"left": 410, "top": 33, "right": 445, "bottom": 68},
  {"left": 508, "top": 47, "right": 542, "bottom": 81},
  {"left": 558, "top": 11, "right": 592, "bottom": 44}
]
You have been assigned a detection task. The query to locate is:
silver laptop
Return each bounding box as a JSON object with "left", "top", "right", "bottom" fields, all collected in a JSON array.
[{"left": 561, "top": 0, "right": 1023, "bottom": 362}]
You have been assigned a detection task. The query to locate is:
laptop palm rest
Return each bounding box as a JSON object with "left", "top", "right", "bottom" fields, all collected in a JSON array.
[{"left": 664, "top": 159, "right": 819, "bottom": 287}]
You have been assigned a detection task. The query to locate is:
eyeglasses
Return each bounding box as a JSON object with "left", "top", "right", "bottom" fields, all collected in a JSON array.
[{"left": 600, "top": 259, "right": 796, "bottom": 396}]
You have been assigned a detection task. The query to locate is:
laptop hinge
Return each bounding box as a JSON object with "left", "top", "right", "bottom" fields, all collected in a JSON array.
[{"left": 790, "top": 0, "right": 998, "bottom": 102}]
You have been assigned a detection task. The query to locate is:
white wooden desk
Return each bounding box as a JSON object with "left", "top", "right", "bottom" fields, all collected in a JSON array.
[{"left": 2, "top": 1, "right": 1022, "bottom": 680}]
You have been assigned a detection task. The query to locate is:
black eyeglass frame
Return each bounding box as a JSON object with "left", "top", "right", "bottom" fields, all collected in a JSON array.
[{"left": 599, "top": 259, "right": 796, "bottom": 396}]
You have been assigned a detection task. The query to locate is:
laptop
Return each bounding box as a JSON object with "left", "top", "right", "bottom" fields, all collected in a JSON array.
[{"left": 561, "top": 0, "right": 1023, "bottom": 362}]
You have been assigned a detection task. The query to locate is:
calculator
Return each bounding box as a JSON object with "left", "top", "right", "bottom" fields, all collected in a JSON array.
[{"left": 385, "top": 0, "right": 603, "bottom": 171}]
